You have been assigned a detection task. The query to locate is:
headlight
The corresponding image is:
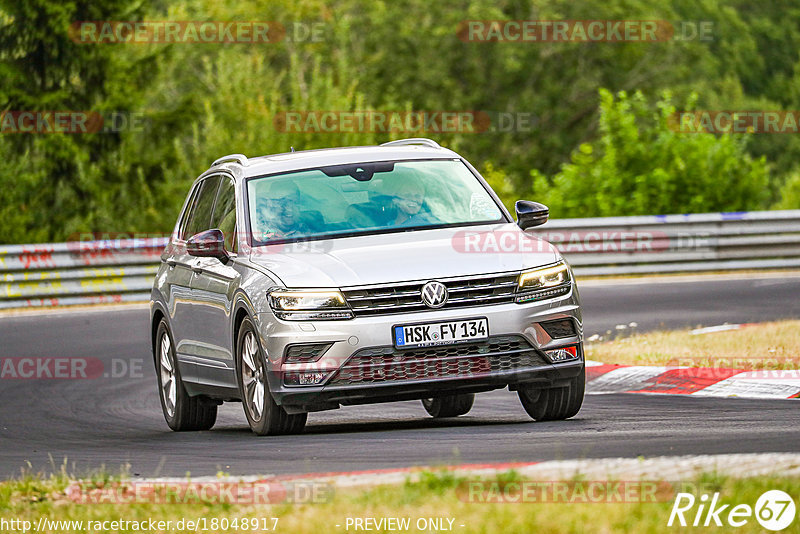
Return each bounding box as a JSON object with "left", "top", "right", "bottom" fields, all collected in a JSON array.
[
  {"left": 516, "top": 262, "right": 571, "bottom": 303},
  {"left": 268, "top": 289, "right": 353, "bottom": 320}
]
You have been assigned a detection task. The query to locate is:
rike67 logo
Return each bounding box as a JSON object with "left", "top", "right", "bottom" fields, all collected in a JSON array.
[{"left": 668, "top": 490, "right": 796, "bottom": 530}]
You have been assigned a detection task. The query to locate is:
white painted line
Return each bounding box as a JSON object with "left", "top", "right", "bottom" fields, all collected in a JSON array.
[
  {"left": 690, "top": 324, "right": 742, "bottom": 335},
  {"left": 517, "top": 453, "right": 800, "bottom": 482},
  {"left": 577, "top": 270, "right": 800, "bottom": 287},
  {"left": 586, "top": 366, "right": 674, "bottom": 394},
  {"left": 694, "top": 378, "right": 800, "bottom": 399},
  {"left": 586, "top": 362, "right": 800, "bottom": 399},
  {"left": 117, "top": 453, "right": 800, "bottom": 489},
  {"left": 733, "top": 370, "right": 800, "bottom": 382}
]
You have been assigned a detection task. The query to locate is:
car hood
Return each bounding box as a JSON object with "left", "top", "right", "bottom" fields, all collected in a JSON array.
[{"left": 248, "top": 223, "right": 560, "bottom": 288}]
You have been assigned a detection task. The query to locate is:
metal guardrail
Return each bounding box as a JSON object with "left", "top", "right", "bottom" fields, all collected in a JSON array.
[
  {"left": 536, "top": 209, "right": 800, "bottom": 276},
  {"left": 0, "top": 238, "right": 166, "bottom": 309},
  {"left": 1, "top": 210, "right": 799, "bottom": 309}
]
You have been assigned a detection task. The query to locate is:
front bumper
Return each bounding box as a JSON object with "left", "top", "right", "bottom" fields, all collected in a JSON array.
[{"left": 256, "top": 288, "right": 583, "bottom": 411}]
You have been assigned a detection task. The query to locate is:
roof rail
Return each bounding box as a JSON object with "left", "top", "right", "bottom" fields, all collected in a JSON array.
[
  {"left": 211, "top": 154, "right": 248, "bottom": 167},
  {"left": 380, "top": 138, "right": 441, "bottom": 149}
]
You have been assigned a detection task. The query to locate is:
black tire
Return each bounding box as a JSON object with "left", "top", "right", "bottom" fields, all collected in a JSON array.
[
  {"left": 518, "top": 365, "right": 585, "bottom": 421},
  {"left": 285, "top": 411, "right": 308, "bottom": 435},
  {"left": 422, "top": 393, "right": 475, "bottom": 418},
  {"left": 155, "top": 320, "right": 217, "bottom": 431},
  {"left": 236, "top": 317, "right": 307, "bottom": 436}
]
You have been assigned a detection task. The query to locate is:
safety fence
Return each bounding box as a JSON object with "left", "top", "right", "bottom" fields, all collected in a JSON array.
[
  {"left": 1, "top": 210, "right": 799, "bottom": 309},
  {"left": 0, "top": 238, "right": 167, "bottom": 309},
  {"left": 535, "top": 209, "right": 800, "bottom": 276}
]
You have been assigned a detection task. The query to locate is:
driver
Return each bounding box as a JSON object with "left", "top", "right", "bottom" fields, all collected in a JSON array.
[
  {"left": 391, "top": 179, "right": 430, "bottom": 227},
  {"left": 254, "top": 181, "right": 312, "bottom": 239}
]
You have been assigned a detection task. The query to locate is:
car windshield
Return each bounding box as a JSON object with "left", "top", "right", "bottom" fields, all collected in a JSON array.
[{"left": 246, "top": 159, "right": 504, "bottom": 244}]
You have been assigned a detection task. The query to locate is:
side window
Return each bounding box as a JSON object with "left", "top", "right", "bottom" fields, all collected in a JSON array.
[
  {"left": 177, "top": 184, "right": 201, "bottom": 241},
  {"left": 211, "top": 178, "right": 237, "bottom": 253},
  {"left": 183, "top": 176, "right": 221, "bottom": 239}
]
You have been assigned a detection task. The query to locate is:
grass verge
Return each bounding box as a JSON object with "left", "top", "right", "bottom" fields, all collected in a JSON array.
[
  {"left": 1, "top": 471, "right": 799, "bottom": 533},
  {"left": 586, "top": 320, "right": 800, "bottom": 369}
]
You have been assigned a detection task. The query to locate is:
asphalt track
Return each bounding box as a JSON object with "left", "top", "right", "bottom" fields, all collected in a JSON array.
[{"left": 1, "top": 275, "right": 798, "bottom": 479}]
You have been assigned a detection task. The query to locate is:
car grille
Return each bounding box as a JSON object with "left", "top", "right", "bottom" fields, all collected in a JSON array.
[
  {"left": 327, "top": 335, "right": 548, "bottom": 386},
  {"left": 342, "top": 273, "right": 518, "bottom": 316}
]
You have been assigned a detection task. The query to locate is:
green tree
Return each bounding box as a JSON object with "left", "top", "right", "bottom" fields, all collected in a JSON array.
[
  {"left": 530, "top": 89, "right": 769, "bottom": 217},
  {"left": 2, "top": 0, "right": 800, "bottom": 243},
  {"left": 0, "top": 0, "right": 155, "bottom": 241},
  {"left": 774, "top": 168, "right": 800, "bottom": 209}
]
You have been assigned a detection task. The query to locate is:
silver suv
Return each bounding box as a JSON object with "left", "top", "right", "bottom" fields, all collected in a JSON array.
[{"left": 150, "top": 138, "right": 584, "bottom": 436}]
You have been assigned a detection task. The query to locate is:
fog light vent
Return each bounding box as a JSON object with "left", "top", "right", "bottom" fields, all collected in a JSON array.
[
  {"left": 284, "top": 371, "right": 327, "bottom": 386},
  {"left": 284, "top": 343, "right": 332, "bottom": 363},
  {"left": 540, "top": 319, "right": 577, "bottom": 339}
]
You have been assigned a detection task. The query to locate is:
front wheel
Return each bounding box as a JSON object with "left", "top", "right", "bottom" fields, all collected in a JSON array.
[
  {"left": 422, "top": 394, "right": 474, "bottom": 418},
  {"left": 237, "top": 317, "right": 307, "bottom": 436},
  {"left": 155, "top": 320, "right": 217, "bottom": 431},
  {"left": 518, "top": 366, "right": 585, "bottom": 421}
]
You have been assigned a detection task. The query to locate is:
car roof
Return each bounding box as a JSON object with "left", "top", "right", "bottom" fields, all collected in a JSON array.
[{"left": 203, "top": 140, "right": 461, "bottom": 182}]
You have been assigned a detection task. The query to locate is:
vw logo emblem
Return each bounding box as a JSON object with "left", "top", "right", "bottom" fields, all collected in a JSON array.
[{"left": 421, "top": 281, "right": 448, "bottom": 308}]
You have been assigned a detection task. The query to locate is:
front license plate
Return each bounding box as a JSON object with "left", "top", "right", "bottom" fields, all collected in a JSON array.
[{"left": 393, "top": 318, "right": 489, "bottom": 349}]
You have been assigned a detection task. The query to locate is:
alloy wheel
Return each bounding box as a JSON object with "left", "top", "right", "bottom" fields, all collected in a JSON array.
[
  {"left": 241, "top": 331, "right": 266, "bottom": 421},
  {"left": 159, "top": 332, "right": 176, "bottom": 418}
]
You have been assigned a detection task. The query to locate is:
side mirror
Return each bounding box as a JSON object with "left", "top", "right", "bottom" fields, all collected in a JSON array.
[
  {"left": 515, "top": 200, "right": 549, "bottom": 230},
  {"left": 187, "top": 229, "right": 229, "bottom": 262}
]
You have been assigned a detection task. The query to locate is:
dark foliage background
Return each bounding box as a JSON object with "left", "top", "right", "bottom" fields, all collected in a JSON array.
[{"left": 1, "top": 0, "right": 798, "bottom": 243}]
